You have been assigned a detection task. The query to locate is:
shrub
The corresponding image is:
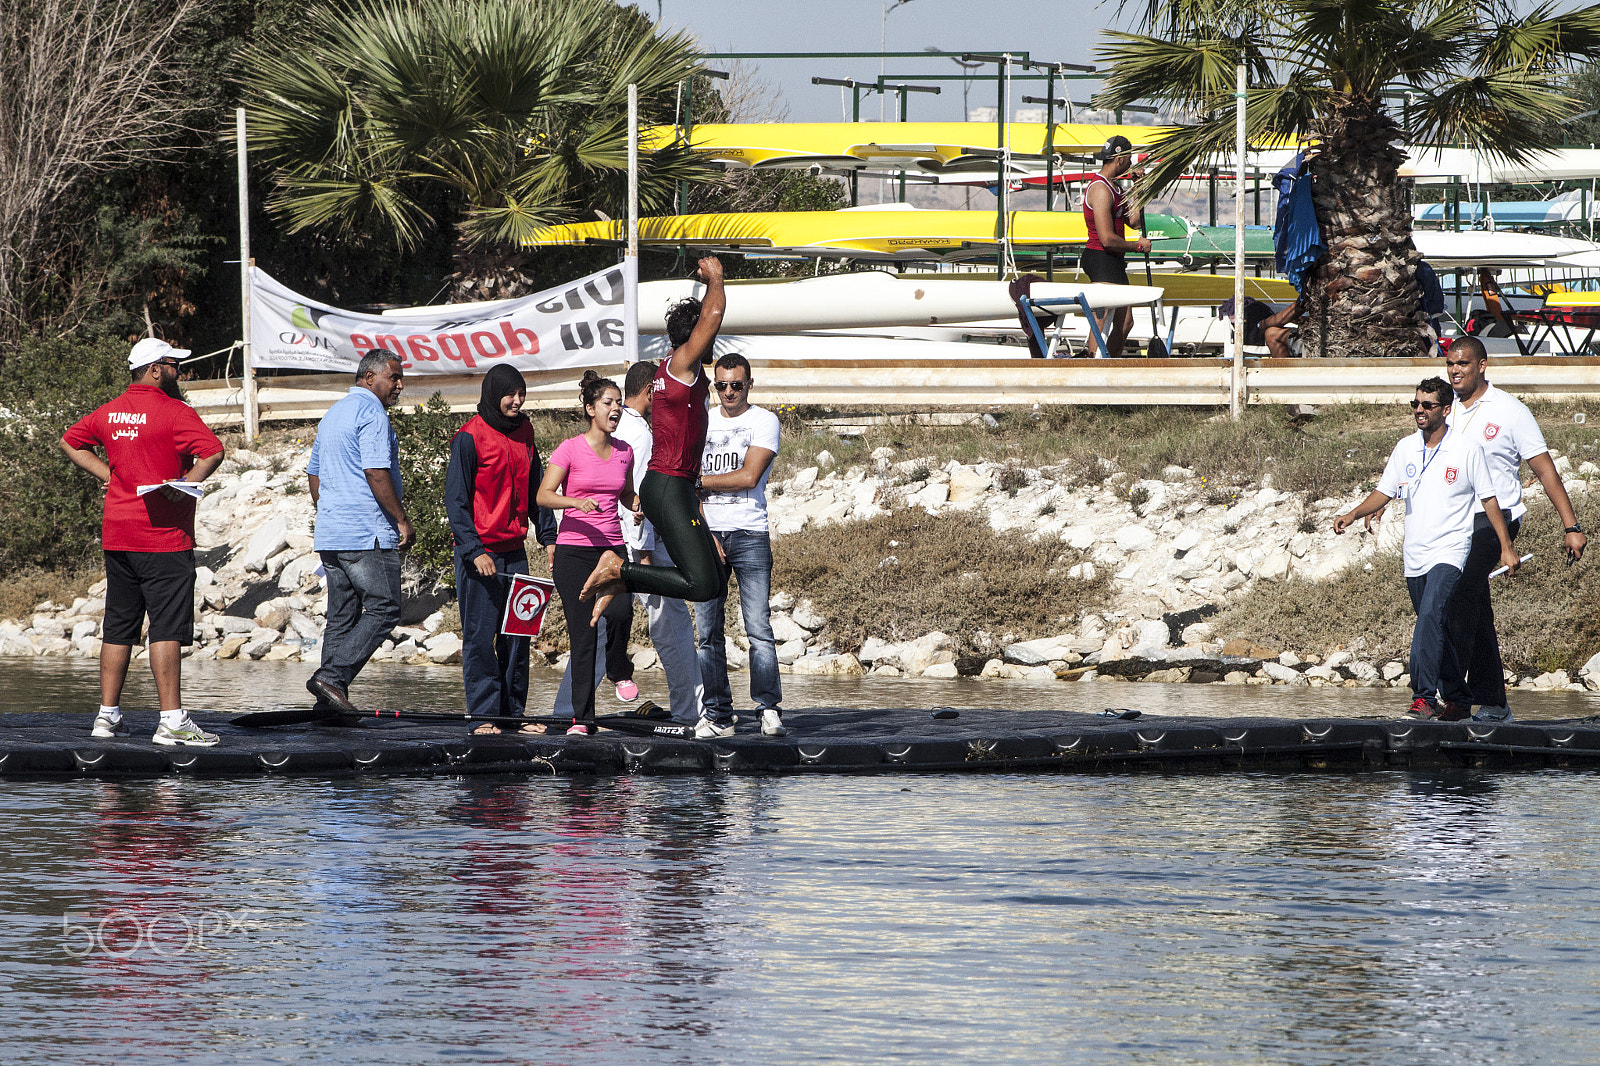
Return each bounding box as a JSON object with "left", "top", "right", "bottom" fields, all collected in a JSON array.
[
  {"left": 390, "top": 391, "right": 464, "bottom": 578},
  {"left": 0, "top": 337, "right": 129, "bottom": 574},
  {"left": 770, "top": 508, "right": 1106, "bottom": 655}
]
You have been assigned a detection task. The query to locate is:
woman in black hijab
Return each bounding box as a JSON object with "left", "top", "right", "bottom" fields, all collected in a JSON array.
[{"left": 445, "top": 365, "right": 558, "bottom": 732}]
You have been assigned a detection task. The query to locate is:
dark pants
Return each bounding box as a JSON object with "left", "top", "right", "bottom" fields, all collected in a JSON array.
[
  {"left": 316, "top": 548, "right": 401, "bottom": 691},
  {"left": 1445, "top": 514, "right": 1520, "bottom": 707},
  {"left": 619, "top": 471, "right": 726, "bottom": 601},
  {"left": 1406, "top": 563, "right": 1469, "bottom": 705},
  {"left": 552, "top": 544, "right": 633, "bottom": 720},
  {"left": 454, "top": 549, "right": 530, "bottom": 717}
]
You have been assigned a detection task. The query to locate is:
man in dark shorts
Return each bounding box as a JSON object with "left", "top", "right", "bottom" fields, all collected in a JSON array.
[
  {"left": 1081, "top": 134, "right": 1152, "bottom": 357},
  {"left": 60, "top": 338, "right": 226, "bottom": 746},
  {"left": 580, "top": 256, "right": 727, "bottom": 626},
  {"left": 1219, "top": 296, "right": 1302, "bottom": 358}
]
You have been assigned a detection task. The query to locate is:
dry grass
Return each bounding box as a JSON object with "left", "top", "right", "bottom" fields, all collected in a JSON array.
[
  {"left": 1212, "top": 498, "right": 1600, "bottom": 674},
  {"left": 1211, "top": 551, "right": 1415, "bottom": 663},
  {"left": 771, "top": 403, "right": 1409, "bottom": 502},
  {"left": 0, "top": 565, "right": 101, "bottom": 621},
  {"left": 771, "top": 508, "right": 1107, "bottom": 656}
]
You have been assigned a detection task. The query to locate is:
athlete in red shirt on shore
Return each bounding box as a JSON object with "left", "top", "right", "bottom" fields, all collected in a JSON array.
[
  {"left": 60, "top": 338, "right": 226, "bottom": 746},
  {"left": 1081, "top": 135, "right": 1152, "bottom": 358},
  {"left": 579, "top": 256, "right": 727, "bottom": 622}
]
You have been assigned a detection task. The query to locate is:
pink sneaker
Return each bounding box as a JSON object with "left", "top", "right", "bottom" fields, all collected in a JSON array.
[
  {"left": 566, "top": 722, "right": 591, "bottom": 736},
  {"left": 615, "top": 680, "right": 639, "bottom": 702}
]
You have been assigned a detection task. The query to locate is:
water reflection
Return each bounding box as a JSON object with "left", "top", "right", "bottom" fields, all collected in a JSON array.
[{"left": 4, "top": 660, "right": 1600, "bottom": 1063}]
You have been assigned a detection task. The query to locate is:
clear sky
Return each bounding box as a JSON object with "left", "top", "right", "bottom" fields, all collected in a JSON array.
[{"left": 649, "top": 0, "right": 1136, "bottom": 123}]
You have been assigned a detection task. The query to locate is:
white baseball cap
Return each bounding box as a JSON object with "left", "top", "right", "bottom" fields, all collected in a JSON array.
[{"left": 129, "top": 337, "right": 190, "bottom": 370}]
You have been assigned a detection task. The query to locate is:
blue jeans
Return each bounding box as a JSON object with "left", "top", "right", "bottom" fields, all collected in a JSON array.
[
  {"left": 1406, "top": 562, "right": 1468, "bottom": 705},
  {"left": 454, "top": 549, "right": 530, "bottom": 717},
  {"left": 316, "top": 549, "right": 401, "bottom": 691},
  {"left": 694, "top": 530, "right": 781, "bottom": 723}
]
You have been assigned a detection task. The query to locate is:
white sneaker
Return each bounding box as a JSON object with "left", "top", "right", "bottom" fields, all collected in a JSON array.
[
  {"left": 694, "top": 716, "right": 735, "bottom": 739},
  {"left": 1472, "top": 705, "right": 1513, "bottom": 722},
  {"left": 152, "top": 716, "right": 220, "bottom": 747},
  {"left": 760, "top": 709, "right": 788, "bottom": 737},
  {"left": 91, "top": 712, "right": 128, "bottom": 738}
]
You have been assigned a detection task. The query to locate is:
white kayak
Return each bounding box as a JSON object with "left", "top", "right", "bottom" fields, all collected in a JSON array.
[{"left": 637, "top": 273, "right": 1161, "bottom": 333}]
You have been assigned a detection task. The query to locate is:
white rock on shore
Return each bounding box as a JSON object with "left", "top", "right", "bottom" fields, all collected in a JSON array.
[{"left": 4, "top": 435, "right": 1597, "bottom": 693}]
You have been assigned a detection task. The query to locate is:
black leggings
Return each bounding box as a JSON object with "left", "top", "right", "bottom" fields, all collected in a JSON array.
[
  {"left": 553, "top": 544, "right": 634, "bottom": 719},
  {"left": 620, "top": 470, "right": 726, "bottom": 601}
]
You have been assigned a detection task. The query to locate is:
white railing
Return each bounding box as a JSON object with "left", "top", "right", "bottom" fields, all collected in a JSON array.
[{"left": 182, "top": 355, "right": 1600, "bottom": 427}]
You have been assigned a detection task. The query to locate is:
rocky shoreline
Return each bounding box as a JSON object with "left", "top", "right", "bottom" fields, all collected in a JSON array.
[{"left": 5, "top": 431, "right": 1599, "bottom": 695}]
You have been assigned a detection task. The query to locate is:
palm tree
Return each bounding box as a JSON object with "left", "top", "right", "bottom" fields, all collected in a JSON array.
[
  {"left": 239, "top": 0, "right": 715, "bottom": 300},
  {"left": 1097, "top": 0, "right": 1600, "bottom": 357}
]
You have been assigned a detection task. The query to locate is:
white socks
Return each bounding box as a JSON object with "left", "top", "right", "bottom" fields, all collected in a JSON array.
[
  {"left": 98, "top": 705, "right": 121, "bottom": 723},
  {"left": 159, "top": 709, "right": 187, "bottom": 728}
]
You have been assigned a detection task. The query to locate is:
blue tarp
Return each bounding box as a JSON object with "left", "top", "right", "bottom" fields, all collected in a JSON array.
[{"left": 1272, "top": 152, "right": 1324, "bottom": 293}]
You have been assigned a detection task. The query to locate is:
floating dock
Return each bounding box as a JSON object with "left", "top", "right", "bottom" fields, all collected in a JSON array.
[{"left": 4, "top": 708, "right": 1600, "bottom": 777}]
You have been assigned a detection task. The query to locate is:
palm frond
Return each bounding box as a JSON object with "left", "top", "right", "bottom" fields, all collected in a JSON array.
[{"left": 1407, "top": 71, "right": 1577, "bottom": 160}]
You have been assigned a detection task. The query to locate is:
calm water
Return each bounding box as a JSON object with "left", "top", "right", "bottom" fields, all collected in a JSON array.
[{"left": 4, "top": 660, "right": 1600, "bottom": 1065}]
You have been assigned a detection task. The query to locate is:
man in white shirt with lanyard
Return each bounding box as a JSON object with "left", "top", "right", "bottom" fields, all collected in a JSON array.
[
  {"left": 1335, "top": 377, "right": 1520, "bottom": 720},
  {"left": 694, "top": 352, "right": 786, "bottom": 739},
  {"left": 1444, "top": 337, "right": 1586, "bottom": 721}
]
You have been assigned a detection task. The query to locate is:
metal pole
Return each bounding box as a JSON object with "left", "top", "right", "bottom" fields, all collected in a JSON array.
[
  {"left": 1231, "top": 64, "right": 1246, "bottom": 420},
  {"left": 898, "top": 88, "right": 909, "bottom": 202},
  {"left": 678, "top": 77, "right": 693, "bottom": 217},
  {"left": 628, "top": 84, "right": 639, "bottom": 261},
  {"left": 236, "top": 107, "right": 257, "bottom": 443},
  {"left": 998, "top": 55, "right": 1011, "bottom": 275},
  {"left": 851, "top": 86, "right": 861, "bottom": 206},
  {"left": 1045, "top": 70, "right": 1056, "bottom": 211},
  {"left": 626, "top": 84, "right": 640, "bottom": 370}
]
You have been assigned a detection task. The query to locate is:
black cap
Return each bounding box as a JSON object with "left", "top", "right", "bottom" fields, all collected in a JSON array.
[{"left": 1097, "top": 135, "right": 1134, "bottom": 161}]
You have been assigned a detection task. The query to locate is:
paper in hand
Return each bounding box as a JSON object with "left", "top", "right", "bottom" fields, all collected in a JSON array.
[{"left": 136, "top": 481, "right": 205, "bottom": 500}]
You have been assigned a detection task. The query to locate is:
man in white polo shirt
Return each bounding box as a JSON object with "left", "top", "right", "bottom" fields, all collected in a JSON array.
[
  {"left": 1335, "top": 377, "right": 1520, "bottom": 720},
  {"left": 694, "top": 352, "right": 785, "bottom": 738},
  {"left": 1443, "top": 337, "right": 1586, "bottom": 721}
]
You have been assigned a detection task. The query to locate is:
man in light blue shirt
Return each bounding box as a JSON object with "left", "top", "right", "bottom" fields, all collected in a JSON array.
[{"left": 304, "top": 349, "right": 413, "bottom": 712}]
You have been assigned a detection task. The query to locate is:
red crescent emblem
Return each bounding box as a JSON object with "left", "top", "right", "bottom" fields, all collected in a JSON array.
[
  {"left": 1484, "top": 423, "right": 1500, "bottom": 440},
  {"left": 1445, "top": 467, "right": 1458, "bottom": 484}
]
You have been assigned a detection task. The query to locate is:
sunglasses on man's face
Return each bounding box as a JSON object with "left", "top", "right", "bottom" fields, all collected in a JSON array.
[
  {"left": 1409, "top": 400, "right": 1443, "bottom": 410},
  {"left": 714, "top": 380, "right": 746, "bottom": 392}
]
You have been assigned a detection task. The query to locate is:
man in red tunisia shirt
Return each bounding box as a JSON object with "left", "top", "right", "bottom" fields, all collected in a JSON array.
[{"left": 60, "top": 338, "right": 225, "bottom": 747}]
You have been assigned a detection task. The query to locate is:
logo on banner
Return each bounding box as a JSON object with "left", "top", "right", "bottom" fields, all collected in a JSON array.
[
  {"left": 1484, "top": 423, "right": 1501, "bottom": 440},
  {"left": 1445, "top": 467, "right": 1459, "bottom": 484},
  {"left": 501, "top": 574, "right": 555, "bottom": 637}
]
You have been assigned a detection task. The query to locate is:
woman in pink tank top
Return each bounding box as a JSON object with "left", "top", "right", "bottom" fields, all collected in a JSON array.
[{"left": 537, "top": 371, "right": 637, "bottom": 733}]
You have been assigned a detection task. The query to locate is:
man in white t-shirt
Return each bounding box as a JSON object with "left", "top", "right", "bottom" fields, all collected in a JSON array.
[
  {"left": 1335, "top": 377, "right": 1520, "bottom": 720},
  {"left": 694, "top": 352, "right": 786, "bottom": 738},
  {"left": 554, "top": 360, "right": 705, "bottom": 724},
  {"left": 1442, "top": 337, "right": 1586, "bottom": 721}
]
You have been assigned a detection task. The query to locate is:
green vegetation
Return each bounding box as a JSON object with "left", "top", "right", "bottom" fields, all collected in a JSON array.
[
  {"left": 1100, "top": 0, "right": 1600, "bottom": 358},
  {"left": 240, "top": 0, "right": 710, "bottom": 301},
  {"left": 0, "top": 337, "right": 131, "bottom": 573}
]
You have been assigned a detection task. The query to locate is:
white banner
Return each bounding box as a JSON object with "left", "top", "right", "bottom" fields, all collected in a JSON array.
[{"left": 249, "top": 260, "right": 638, "bottom": 374}]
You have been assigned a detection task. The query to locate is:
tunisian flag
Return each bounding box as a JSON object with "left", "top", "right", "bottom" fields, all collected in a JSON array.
[{"left": 501, "top": 574, "right": 556, "bottom": 637}]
